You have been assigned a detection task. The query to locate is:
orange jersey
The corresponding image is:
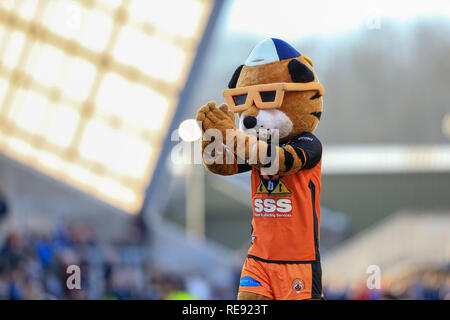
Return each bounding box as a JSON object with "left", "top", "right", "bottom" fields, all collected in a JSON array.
[
  {"left": 248, "top": 161, "right": 321, "bottom": 262},
  {"left": 233, "top": 132, "right": 323, "bottom": 298},
  {"left": 243, "top": 132, "right": 322, "bottom": 263}
]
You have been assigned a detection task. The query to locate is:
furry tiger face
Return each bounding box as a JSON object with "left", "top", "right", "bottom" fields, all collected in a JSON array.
[{"left": 229, "top": 56, "right": 323, "bottom": 142}]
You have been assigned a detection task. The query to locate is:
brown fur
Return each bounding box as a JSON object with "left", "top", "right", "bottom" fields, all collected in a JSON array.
[
  {"left": 201, "top": 139, "right": 236, "bottom": 175},
  {"left": 237, "top": 58, "right": 323, "bottom": 141},
  {"left": 282, "top": 145, "right": 303, "bottom": 174},
  {"left": 196, "top": 58, "right": 322, "bottom": 176}
]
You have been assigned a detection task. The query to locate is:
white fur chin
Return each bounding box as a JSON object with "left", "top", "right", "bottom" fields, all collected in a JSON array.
[{"left": 240, "top": 109, "right": 293, "bottom": 140}]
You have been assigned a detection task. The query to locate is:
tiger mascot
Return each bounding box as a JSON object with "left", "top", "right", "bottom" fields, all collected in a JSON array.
[{"left": 196, "top": 38, "right": 324, "bottom": 300}]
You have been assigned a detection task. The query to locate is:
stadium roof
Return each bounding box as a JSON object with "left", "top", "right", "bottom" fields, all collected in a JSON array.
[{"left": 0, "top": 0, "right": 212, "bottom": 212}]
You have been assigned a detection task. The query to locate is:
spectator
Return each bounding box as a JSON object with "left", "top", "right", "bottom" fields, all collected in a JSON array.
[
  {"left": 1, "top": 220, "right": 447, "bottom": 300},
  {"left": 0, "top": 190, "right": 8, "bottom": 223},
  {"left": 0, "top": 221, "right": 222, "bottom": 300}
]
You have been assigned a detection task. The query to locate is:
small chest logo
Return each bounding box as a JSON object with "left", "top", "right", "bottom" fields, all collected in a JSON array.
[
  {"left": 256, "top": 177, "right": 291, "bottom": 197},
  {"left": 292, "top": 278, "right": 305, "bottom": 293}
]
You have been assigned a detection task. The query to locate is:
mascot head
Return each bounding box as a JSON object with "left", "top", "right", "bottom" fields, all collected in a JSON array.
[{"left": 223, "top": 38, "right": 324, "bottom": 142}]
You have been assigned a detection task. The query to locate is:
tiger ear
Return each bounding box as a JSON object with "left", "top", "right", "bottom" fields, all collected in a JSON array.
[
  {"left": 288, "top": 59, "right": 315, "bottom": 83},
  {"left": 228, "top": 64, "right": 244, "bottom": 89}
]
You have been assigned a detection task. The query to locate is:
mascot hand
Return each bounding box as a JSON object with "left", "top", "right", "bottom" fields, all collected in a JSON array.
[{"left": 196, "top": 101, "right": 236, "bottom": 136}]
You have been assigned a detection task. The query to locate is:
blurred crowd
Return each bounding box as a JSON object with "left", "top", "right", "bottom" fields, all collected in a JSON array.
[
  {"left": 0, "top": 218, "right": 448, "bottom": 300},
  {"left": 324, "top": 268, "right": 450, "bottom": 300},
  {"left": 0, "top": 220, "right": 232, "bottom": 300}
]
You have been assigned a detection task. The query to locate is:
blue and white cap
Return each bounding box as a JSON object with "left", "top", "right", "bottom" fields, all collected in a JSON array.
[{"left": 244, "top": 38, "right": 301, "bottom": 67}]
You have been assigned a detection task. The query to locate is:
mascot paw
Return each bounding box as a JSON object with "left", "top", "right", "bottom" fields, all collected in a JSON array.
[{"left": 196, "top": 101, "right": 236, "bottom": 135}]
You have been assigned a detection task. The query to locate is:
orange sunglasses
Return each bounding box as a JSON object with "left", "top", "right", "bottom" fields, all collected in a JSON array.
[{"left": 223, "top": 82, "right": 324, "bottom": 113}]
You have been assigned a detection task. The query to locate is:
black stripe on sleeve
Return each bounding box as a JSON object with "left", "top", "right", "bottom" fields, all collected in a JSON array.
[
  {"left": 283, "top": 149, "right": 294, "bottom": 172},
  {"left": 291, "top": 146, "right": 306, "bottom": 166},
  {"left": 237, "top": 162, "right": 252, "bottom": 173}
]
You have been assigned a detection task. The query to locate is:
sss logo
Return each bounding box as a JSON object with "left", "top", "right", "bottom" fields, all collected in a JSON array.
[{"left": 254, "top": 198, "right": 292, "bottom": 213}]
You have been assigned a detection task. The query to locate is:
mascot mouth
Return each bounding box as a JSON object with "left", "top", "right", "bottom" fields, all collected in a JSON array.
[
  {"left": 255, "top": 128, "right": 273, "bottom": 140},
  {"left": 242, "top": 127, "right": 273, "bottom": 140}
]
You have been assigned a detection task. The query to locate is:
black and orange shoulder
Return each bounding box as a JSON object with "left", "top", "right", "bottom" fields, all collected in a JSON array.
[{"left": 285, "top": 132, "right": 322, "bottom": 169}]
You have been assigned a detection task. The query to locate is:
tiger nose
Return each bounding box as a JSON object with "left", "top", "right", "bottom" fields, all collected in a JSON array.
[{"left": 243, "top": 116, "right": 257, "bottom": 129}]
